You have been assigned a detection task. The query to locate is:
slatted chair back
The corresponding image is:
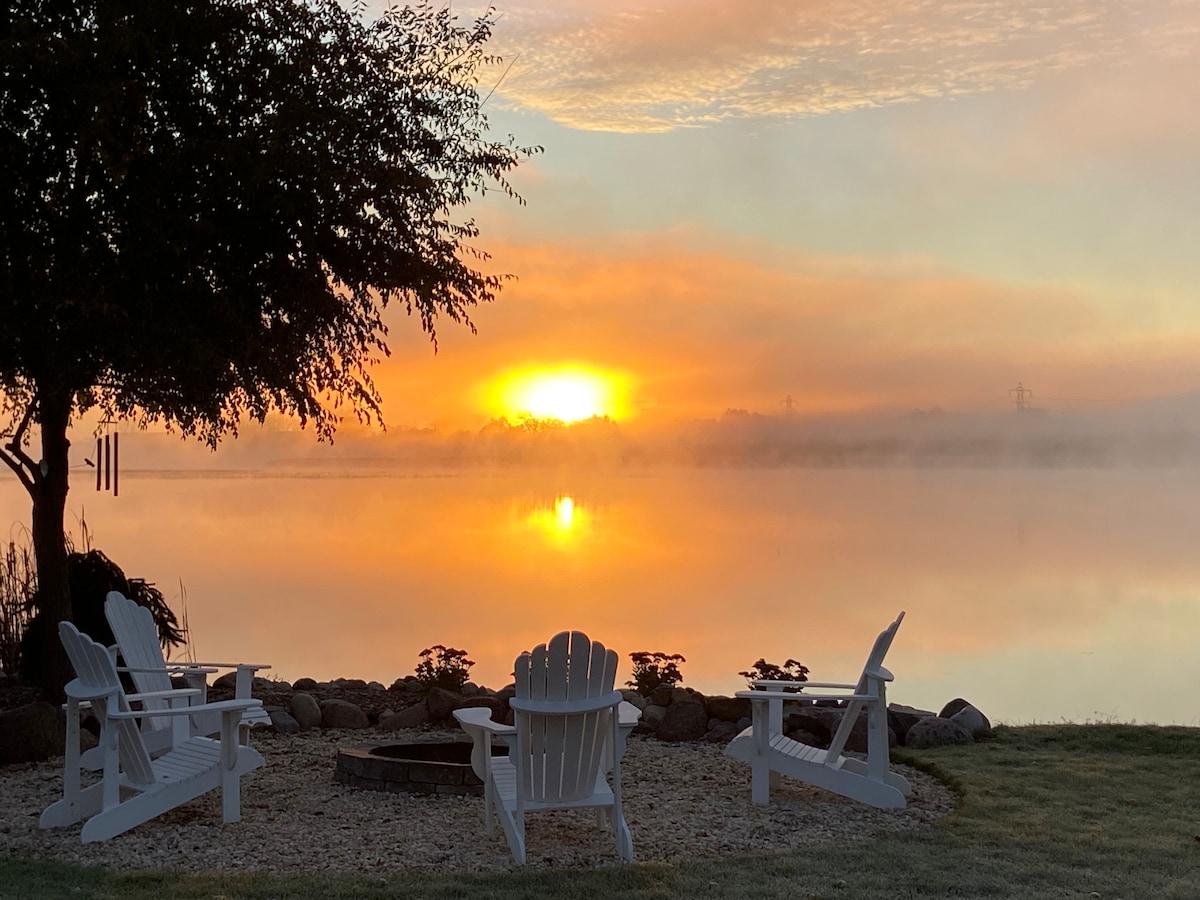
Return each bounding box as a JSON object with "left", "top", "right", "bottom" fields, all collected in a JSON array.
[
  {"left": 856, "top": 610, "right": 905, "bottom": 692},
  {"left": 105, "top": 592, "right": 176, "bottom": 731},
  {"left": 512, "top": 630, "right": 620, "bottom": 804},
  {"left": 58, "top": 621, "right": 156, "bottom": 785}
]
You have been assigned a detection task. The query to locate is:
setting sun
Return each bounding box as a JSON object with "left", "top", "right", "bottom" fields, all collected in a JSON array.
[{"left": 484, "top": 366, "right": 632, "bottom": 423}]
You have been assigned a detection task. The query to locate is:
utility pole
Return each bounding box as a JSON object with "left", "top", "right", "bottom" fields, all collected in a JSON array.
[{"left": 1009, "top": 382, "right": 1032, "bottom": 413}]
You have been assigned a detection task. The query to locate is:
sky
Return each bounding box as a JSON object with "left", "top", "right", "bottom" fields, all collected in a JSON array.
[{"left": 351, "top": 0, "right": 1200, "bottom": 431}]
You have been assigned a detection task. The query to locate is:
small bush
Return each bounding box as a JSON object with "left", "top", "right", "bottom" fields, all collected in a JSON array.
[
  {"left": 414, "top": 645, "right": 475, "bottom": 693},
  {"left": 627, "top": 651, "right": 686, "bottom": 696},
  {"left": 739, "top": 658, "right": 810, "bottom": 691}
]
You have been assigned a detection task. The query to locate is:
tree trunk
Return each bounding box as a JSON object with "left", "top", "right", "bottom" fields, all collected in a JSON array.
[{"left": 30, "top": 390, "right": 73, "bottom": 703}]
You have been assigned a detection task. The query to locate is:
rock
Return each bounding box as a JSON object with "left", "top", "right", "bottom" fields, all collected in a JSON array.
[
  {"left": 0, "top": 702, "right": 65, "bottom": 764},
  {"left": 657, "top": 690, "right": 708, "bottom": 742},
  {"left": 888, "top": 703, "right": 936, "bottom": 744},
  {"left": 938, "top": 698, "right": 974, "bottom": 719},
  {"left": 320, "top": 698, "right": 369, "bottom": 729},
  {"left": 290, "top": 692, "right": 322, "bottom": 731},
  {"left": 212, "top": 672, "right": 238, "bottom": 690},
  {"left": 621, "top": 690, "right": 647, "bottom": 710},
  {"left": 341, "top": 678, "right": 368, "bottom": 690},
  {"left": 267, "top": 708, "right": 300, "bottom": 734},
  {"left": 783, "top": 711, "right": 834, "bottom": 747},
  {"left": 366, "top": 681, "right": 386, "bottom": 692},
  {"left": 460, "top": 682, "right": 480, "bottom": 697},
  {"left": 705, "top": 695, "right": 751, "bottom": 723},
  {"left": 705, "top": 719, "right": 740, "bottom": 743},
  {"left": 293, "top": 677, "right": 319, "bottom": 692},
  {"left": 950, "top": 704, "right": 993, "bottom": 739},
  {"left": 649, "top": 683, "right": 675, "bottom": 707},
  {"left": 905, "top": 716, "right": 972, "bottom": 749},
  {"left": 380, "top": 703, "right": 431, "bottom": 730},
  {"left": 635, "top": 704, "right": 666, "bottom": 734},
  {"left": 425, "top": 687, "right": 461, "bottom": 722}
]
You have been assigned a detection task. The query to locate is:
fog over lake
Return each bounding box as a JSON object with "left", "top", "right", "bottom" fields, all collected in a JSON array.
[{"left": 5, "top": 418, "right": 1198, "bottom": 726}]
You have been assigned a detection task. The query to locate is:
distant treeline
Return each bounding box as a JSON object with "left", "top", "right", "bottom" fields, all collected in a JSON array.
[{"left": 269, "top": 410, "right": 1200, "bottom": 470}]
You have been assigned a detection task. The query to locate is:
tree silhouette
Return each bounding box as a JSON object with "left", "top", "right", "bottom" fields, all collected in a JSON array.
[{"left": 0, "top": 0, "right": 537, "bottom": 699}]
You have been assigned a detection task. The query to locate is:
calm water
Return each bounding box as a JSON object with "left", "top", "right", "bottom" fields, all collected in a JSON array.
[{"left": 5, "top": 464, "right": 1199, "bottom": 725}]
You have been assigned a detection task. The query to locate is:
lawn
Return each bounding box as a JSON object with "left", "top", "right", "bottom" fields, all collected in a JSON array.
[{"left": 3, "top": 724, "right": 1198, "bottom": 899}]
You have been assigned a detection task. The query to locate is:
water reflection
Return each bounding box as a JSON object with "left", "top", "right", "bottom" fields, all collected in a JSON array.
[
  {"left": 523, "top": 494, "right": 588, "bottom": 547},
  {"left": 3, "top": 467, "right": 1199, "bottom": 725}
]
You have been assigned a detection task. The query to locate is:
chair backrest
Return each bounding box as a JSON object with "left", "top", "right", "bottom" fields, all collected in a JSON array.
[
  {"left": 512, "top": 631, "right": 620, "bottom": 804},
  {"left": 105, "top": 591, "right": 175, "bottom": 730},
  {"left": 856, "top": 611, "right": 905, "bottom": 692},
  {"left": 58, "top": 621, "right": 156, "bottom": 784}
]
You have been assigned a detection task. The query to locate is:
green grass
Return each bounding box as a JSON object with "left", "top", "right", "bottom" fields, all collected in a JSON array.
[{"left": 4, "top": 724, "right": 1200, "bottom": 900}]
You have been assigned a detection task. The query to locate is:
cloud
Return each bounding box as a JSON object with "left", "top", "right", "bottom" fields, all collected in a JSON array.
[
  {"left": 483, "top": 0, "right": 1195, "bottom": 133},
  {"left": 373, "top": 228, "right": 1200, "bottom": 425}
]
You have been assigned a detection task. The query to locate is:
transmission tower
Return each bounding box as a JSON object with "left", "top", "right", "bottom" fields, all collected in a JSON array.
[{"left": 1008, "top": 382, "right": 1033, "bottom": 413}]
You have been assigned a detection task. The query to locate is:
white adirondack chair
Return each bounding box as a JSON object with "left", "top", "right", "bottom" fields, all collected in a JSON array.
[
  {"left": 40, "top": 621, "right": 265, "bottom": 843},
  {"left": 104, "top": 591, "right": 272, "bottom": 746},
  {"left": 452, "top": 631, "right": 639, "bottom": 865},
  {"left": 725, "top": 611, "right": 912, "bottom": 810}
]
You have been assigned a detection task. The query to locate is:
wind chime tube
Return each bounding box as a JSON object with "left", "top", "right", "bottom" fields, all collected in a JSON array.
[
  {"left": 113, "top": 433, "right": 119, "bottom": 498},
  {"left": 96, "top": 438, "right": 102, "bottom": 492},
  {"left": 104, "top": 435, "right": 111, "bottom": 492}
]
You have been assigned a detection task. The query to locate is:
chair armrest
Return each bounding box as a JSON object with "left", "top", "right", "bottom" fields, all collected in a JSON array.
[
  {"left": 117, "top": 665, "right": 220, "bottom": 676},
  {"left": 64, "top": 680, "right": 117, "bottom": 702},
  {"left": 125, "top": 687, "right": 204, "bottom": 704},
  {"left": 749, "top": 679, "right": 857, "bottom": 690},
  {"left": 736, "top": 689, "right": 873, "bottom": 703},
  {"left": 618, "top": 700, "right": 642, "bottom": 729},
  {"left": 109, "top": 697, "right": 262, "bottom": 720},
  {"left": 186, "top": 661, "right": 271, "bottom": 672},
  {"left": 453, "top": 707, "right": 515, "bottom": 735}
]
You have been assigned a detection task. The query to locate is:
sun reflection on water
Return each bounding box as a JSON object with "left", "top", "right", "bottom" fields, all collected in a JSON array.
[{"left": 526, "top": 494, "right": 589, "bottom": 545}]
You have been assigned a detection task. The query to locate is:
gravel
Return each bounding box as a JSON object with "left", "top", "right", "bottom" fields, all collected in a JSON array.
[{"left": 0, "top": 729, "right": 955, "bottom": 873}]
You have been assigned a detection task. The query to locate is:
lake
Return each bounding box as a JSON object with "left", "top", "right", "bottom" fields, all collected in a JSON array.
[{"left": 4, "top": 462, "right": 1199, "bottom": 726}]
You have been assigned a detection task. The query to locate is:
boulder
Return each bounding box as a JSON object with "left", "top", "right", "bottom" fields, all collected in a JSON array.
[
  {"left": 635, "top": 704, "right": 667, "bottom": 734},
  {"left": 290, "top": 692, "right": 322, "bottom": 730},
  {"left": 888, "top": 703, "right": 936, "bottom": 744},
  {"left": 366, "top": 681, "right": 386, "bottom": 692},
  {"left": 783, "top": 710, "right": 835, "bottom": 747},
  {"left": 292, "top": 677, "right": 319, "bottom": 692},
  {"left": 705, "top": 719, "right": 740, "bottom": 744},
  {"left": 905, "top": 716, "right": 972, "bottom": 749},
  {"left": 621, "top": 691, "right": 648, "bottom": 710},
  {"left": 380, "top": 702, "right": 431, "bottom": 730},
  {"left": 0, "top": 702, "right": 65, "bottom": 764},
  {"left": 320, "top": 698, "right": 369, "bottom": 729},
  {"left": 649, "top": 683, "right": 675, "bottom": 707},
  {"left": 425, "top": 687, "right": 461, "bottom": 722},
  {"left": 657, "top": 690, "right": 708, "bottom": 742},
  {"left": 705, "top": 695, "right": 751, "bottom": 723},
  {"left": 950, "top": 703, "right": 993, "bottom": 739},
  {"left": 267, "top": 707, "right": 300, "bottom": 735},
  {"left": 938, "top": 698, "right": 974, "bottom": 719}
]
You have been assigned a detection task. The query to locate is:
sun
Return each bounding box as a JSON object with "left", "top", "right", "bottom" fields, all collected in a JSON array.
[{"left": 485, "top": 366, "right": 631, "bottom": 423}]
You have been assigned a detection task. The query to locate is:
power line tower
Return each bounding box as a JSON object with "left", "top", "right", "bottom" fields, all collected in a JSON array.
[
  {"left": 1008, "top": 382, "right": 1033, "bottom": 413},
  {"left": 782, "top": 395, "right": 797, "bottom": 416}
]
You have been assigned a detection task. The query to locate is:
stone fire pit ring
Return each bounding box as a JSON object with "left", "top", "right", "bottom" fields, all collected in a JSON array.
[{"left": 334, "top": 738, "right": 507, "bottom": 796}]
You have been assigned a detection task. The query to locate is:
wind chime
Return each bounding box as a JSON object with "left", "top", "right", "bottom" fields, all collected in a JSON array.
[{"left": 89, "top": 419, "right": 119, "bottom": 498}]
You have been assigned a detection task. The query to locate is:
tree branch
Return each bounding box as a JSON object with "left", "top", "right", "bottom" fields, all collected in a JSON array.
[{"left": 1, "top": 400, "right": 38, "bottom": 493}]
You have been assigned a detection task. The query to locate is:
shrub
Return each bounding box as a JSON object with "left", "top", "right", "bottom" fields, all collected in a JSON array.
[
  {"left": 739, "top": 658, "right": 810, "bottom": 691},
  {"left": 414, "top": 645, "right": 475, "bottom": 693},
  {"left": 627, "top": 651, "right": 686, "bottom": 696}
]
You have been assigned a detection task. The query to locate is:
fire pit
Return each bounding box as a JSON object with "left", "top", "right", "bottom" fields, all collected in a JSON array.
[{"left": 334, "top": 740, "right": 506, "bottom": 796}]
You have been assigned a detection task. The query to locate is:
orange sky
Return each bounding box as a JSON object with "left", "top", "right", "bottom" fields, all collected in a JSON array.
[{"left": 346, "top": 0, "right": 1200, "bottom": 432}]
